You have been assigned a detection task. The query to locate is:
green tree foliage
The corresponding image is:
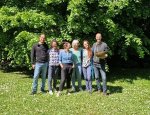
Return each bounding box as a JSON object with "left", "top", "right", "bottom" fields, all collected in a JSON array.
[{"left": 0, "top": 0, "right": 149, "bottom": 69}]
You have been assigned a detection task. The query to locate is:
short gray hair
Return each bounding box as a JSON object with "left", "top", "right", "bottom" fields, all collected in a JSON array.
[{"left": 72, "top": 39, "right": 79, "bottom": 48}]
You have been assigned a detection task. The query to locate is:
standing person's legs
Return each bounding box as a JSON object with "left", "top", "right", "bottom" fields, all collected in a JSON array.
[
  {"left": 93, "top": 64, "right": 101, "bottom": 91},
  {"left": 82, "top": 67, "right": 88, "bottom": 91},
  {"left": 32, "top": 63, "right": 41, "bottom": 93},
  {"left": 76, "top": 63, "right": 82, "bottom": 90},
  {"left": 53, "top": 66, "right": 59, "bottom": 91},
  {"left": 48, "top": 66, "right": 53, "bottom": 91},
  {"left": 87, "top": 66, "right": 92, "bottom": 92},
  {"left": 59, "top": 65, "right": 67, "bottom": 91},
  {"left": 100, "top": 64, "right": 107, "bottom": 94},
  {"left": 41, "top": 62, "right": 48, "bottom": 91},
  {"left": 71, "top": 66, "right": 76, "bottom": 91},
  {"left": 67, "top": 65, "right": 72, "bottom": 89}
]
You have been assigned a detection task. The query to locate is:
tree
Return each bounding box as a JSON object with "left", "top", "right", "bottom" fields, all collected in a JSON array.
[{"left": 0, "top": 0, "right": 149, "bottom": 69}]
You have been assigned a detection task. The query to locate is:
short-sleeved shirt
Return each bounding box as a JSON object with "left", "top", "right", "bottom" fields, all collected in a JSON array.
[{"left": 70, "top": 48, "right": 82, "bottom": 64}]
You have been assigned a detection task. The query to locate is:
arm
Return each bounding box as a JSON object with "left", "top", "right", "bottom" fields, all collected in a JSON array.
[
  {"left": 59, "top": 51, "right": 63, "bottom": 68},
  {"left": 99, "top": 43, "right": 109, "bottom": 59},
  {"left": 31, "top": 45, "right": 36, "bottom": 69},
  {"left": 71, "top": 52, "right": 74, "bottom": 68}
]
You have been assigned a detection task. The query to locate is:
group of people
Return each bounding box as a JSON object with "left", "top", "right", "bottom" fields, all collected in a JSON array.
[{"left": 30, "top": 33, "right": 109, "bottom": 96}]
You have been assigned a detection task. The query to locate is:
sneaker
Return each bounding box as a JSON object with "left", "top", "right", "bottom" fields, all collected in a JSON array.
[
  {"left": 103, "top": 92, "right": 108, "bottom": 96},
  {"left": 89, "top": 90, "right": 92, "bottom": 94},
  {"left": 72, "top": 87, "right": 76, "bottom": 92},
  {"left": 49, "top": 90, "right": 53, "bottom": 95},
  {"left": 67, "top": 92, "right": 71, "bottom": 96},
  {"left": 79, "top": 88, "right": 83, "bottom": 91},
  {"left": 30, "top": 92, "right": 36, "bottom": 95},
  {"left": 56, "top": 91, "right": 61, "bottom": 97},
  {"left": 40, "top": 89, "right": 47, "bottom": 93},
  {"left": 97, "top": 90, "right": 102, "bottom": 94}
]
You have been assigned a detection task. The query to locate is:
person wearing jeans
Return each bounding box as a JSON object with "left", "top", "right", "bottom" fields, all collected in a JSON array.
[
  {"left": 92, "top": 33, "right": 109, "bottom": 95},
  {"left": 82, "top": 40, "right": 93, "bottom": 94},
  {"left": 70, "top": 40, "right": 83, "bottom": 92},
  {"left": 30, "top": 34, "right": 48, "bottom": 95},
  {"left": 48, "top": 40, "right": 60, "bottom": 95},
  {"left": 57, "top": 41, "right": 74, "bottom": 97}
]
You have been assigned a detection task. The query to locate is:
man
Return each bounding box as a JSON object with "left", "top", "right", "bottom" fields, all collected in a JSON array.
[
  {"left": 30, "top": 34, "right": 48, "bottom": 95},
  {"left": 92, "top": 33, "right": 109, "bottom": 95}
]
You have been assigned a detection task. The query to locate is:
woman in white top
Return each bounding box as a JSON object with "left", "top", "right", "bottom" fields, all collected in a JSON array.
[{"left": 82, "top": 40, "right": 93, "bottom": 93}]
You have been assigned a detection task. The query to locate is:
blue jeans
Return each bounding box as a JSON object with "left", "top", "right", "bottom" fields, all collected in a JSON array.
[
  {"left": 71, "top": 63, "right": 82, "bottom": 90},
  {"left": 82, "top": 66, "right": 92, "bottom": 91},
  {"left": 48, "top": 65, "right": 60, "bottom": 91},
  {"left": 32, "top": 62, "right": 48, "bottom": 92},
  {"left": 93, "top": 63, "right": 107, "bottom": 93}
]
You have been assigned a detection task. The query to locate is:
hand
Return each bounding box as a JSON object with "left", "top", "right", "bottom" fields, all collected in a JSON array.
[
  {"left": 99, "top": 54, "right": 108, "bottom": 59},
  {"left": 32, "top": 64, "right": 35, "bottom": 69},
  {"left": 72, "top": 64, "right": 75, "bottom": 68},
  {"left": 60, "top": 64, "right": 63, "bottom": 68}
]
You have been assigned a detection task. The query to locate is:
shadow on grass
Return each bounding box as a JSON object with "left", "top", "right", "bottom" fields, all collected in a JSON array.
[
  {"left": 107, "top": 68, "right": 150, "bottom": 84},
  {"left": 67, "top": 85, "right": 123, "bottom": 95}
]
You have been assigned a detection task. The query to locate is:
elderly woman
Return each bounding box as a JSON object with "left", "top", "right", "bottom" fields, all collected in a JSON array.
[{"left": 70, "top": 40, "right": 83, "bottom": 92}]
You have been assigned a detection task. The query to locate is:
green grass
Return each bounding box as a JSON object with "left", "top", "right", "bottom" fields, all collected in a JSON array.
[{"left": 0, "top": 68, "right": 150, "bottom": 115}]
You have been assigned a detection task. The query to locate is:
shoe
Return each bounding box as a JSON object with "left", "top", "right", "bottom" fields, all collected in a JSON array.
[
  {"left": 89, "top": 90, "right": 92, "bottom": 94},
  {"left": 79, "top": 88, "right": 83, "bottom": 91},
  {"left": 97, "top": 90, "right": 102, "bottom": 94},
  {"left": 72, "top": 87, "right": 76, "bottom": 92},
  {"left": 30, "top": 92, "right": 36, "bottom": 95},
  {"left": 56, "top": 91, "right": 61, "bottom": 97},
  {"left": 40, "top": 89, "right": 47, "bottom": 93},
  {"left": 67, "top": 92, "right": 71, "bottom": 96},
  {"left": 103, "top": 92, "right": 108, "bottom": 96},
  {"left": 49, "top": 90, "right": 53, "bottom": 95}
]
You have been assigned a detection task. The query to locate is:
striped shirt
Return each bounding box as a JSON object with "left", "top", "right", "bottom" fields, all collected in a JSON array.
[{"left": 48, "top": 48, "right": 59, "bottom": 66}]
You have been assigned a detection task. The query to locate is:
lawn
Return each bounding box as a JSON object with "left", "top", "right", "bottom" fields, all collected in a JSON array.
[{"left": 0, "top": 68, "right": 150, "bottom": 115}]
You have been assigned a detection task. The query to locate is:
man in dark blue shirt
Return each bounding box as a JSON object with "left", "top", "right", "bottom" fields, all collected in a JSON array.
[{"left": 30, "top": 34, "right": 48, "bottom": 95}]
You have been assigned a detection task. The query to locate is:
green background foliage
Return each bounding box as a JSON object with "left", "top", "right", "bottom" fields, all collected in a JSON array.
[{"left": 0, "top": 0, "right": 149, "bottom": 69}]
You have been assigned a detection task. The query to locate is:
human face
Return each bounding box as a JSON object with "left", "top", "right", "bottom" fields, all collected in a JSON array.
[
  {"left": 74, "top": 43, "right": 79, "bottom": 49},
  {"left": 83, "top": 41, "right": 89, "bottom": 49},
  {"left": 52, "top": 42, "right": 57, "bottom": 49},
  {"left": 96, "top": 33, "right": 102, "bottom": 43},
  {"left": 39, "top": 34, "right": 46, "bottom": 44},
  {"left": 64, "top": 42, "right": 71, "bottom": 51}
]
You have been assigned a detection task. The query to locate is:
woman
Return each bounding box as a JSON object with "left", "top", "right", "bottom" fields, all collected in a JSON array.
[
  {"left": 57, "top": 41, "right": 74, "bottom": 97},
  {"left": 82, "top": 40, "right": 93, "bottom": 93},
  {"left": 70, "top": 40, "right": 83, "bottom": 92},
  {"left": 48, "top": 40, "right": 60, "bottom": 95}
]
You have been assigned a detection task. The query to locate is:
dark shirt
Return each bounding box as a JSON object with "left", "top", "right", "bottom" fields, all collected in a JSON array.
[{"left": 31, "top": 43, "right": 48, "bottom": 64}]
